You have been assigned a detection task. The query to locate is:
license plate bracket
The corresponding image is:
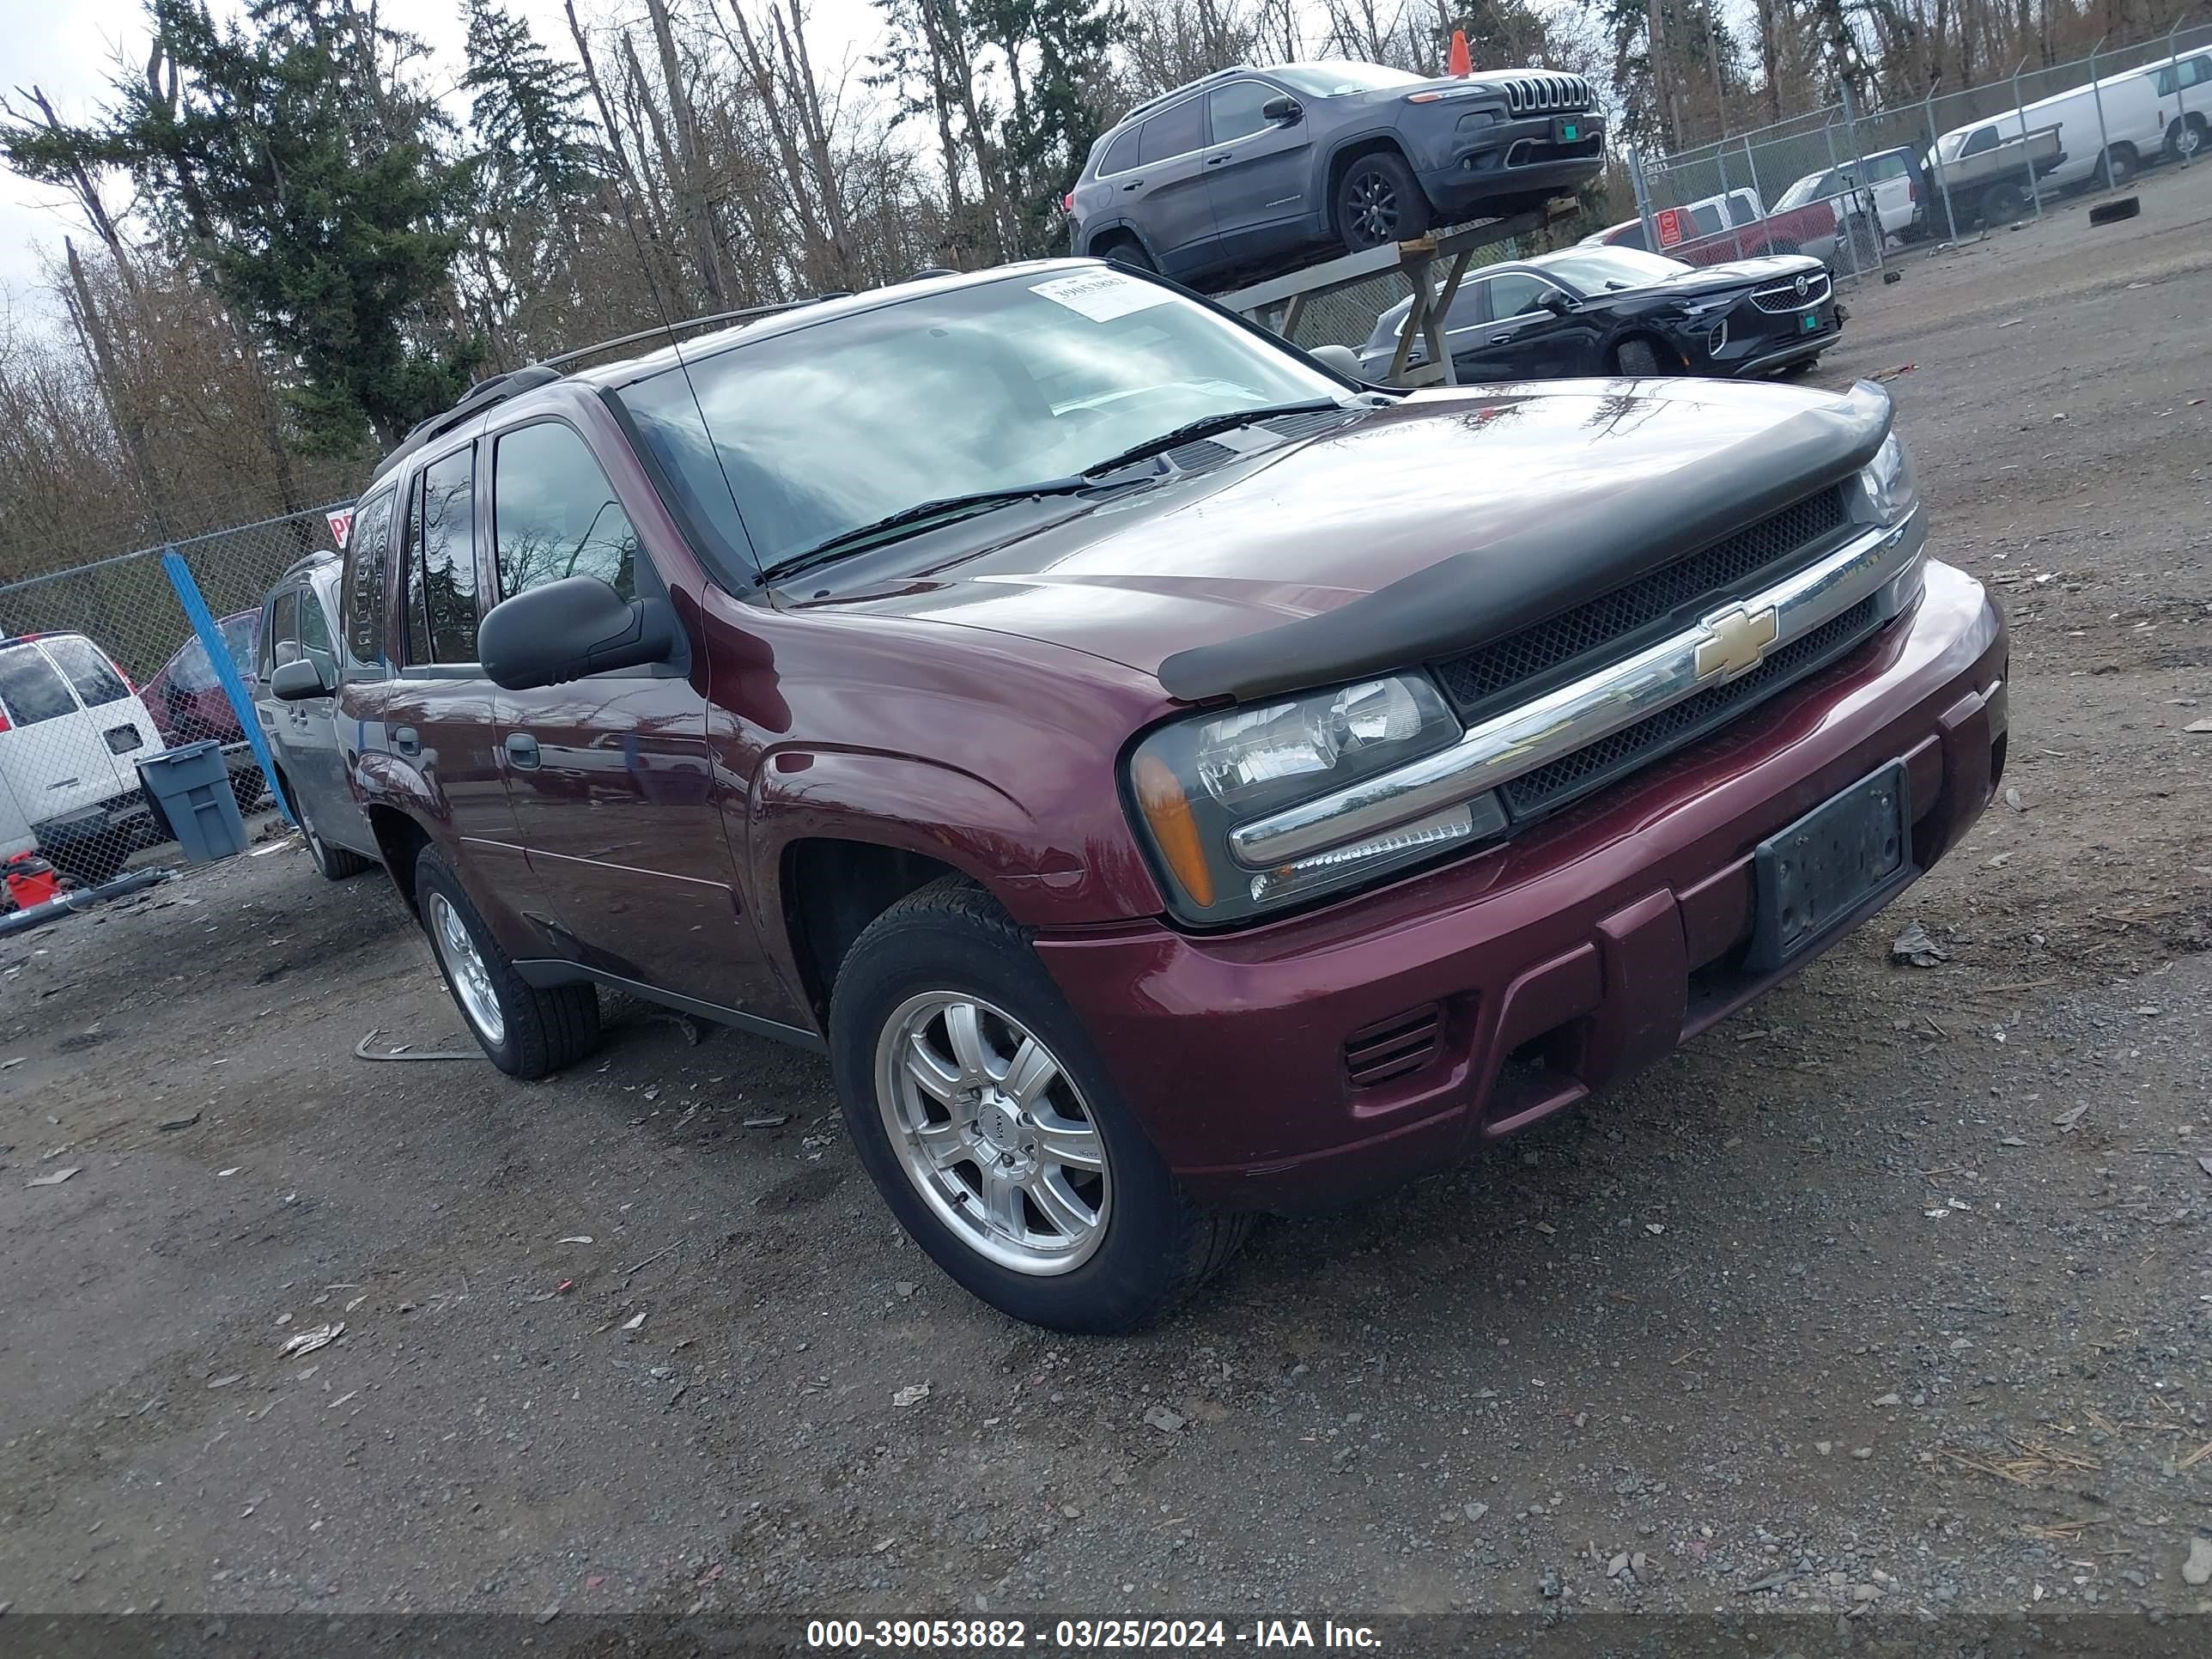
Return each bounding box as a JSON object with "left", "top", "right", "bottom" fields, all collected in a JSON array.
[
  {"left": 1552, "top": 115, "right": 1589, "bottom": 144},
  {"left": 1748, "top": 760, "right": 1911, "bottom": 971}
]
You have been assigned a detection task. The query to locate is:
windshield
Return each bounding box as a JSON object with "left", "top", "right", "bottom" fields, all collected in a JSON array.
[
  {"left": 1533, "top": 248, "right": 1690, "bottom": 291},
  {"left": 1936, "top": 129, "right": 1974, "bottom": 161},
  {"left": 618, "top": 270, "right": 1345, "bottom": 573},
  {"left": 1272, "top": 61, "right": 1425, "bottom": 97},
  {"left": 169, "top": 615, "right": 259, "bottom": 691}
]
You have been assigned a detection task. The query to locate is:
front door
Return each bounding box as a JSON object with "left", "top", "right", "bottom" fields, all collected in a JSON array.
[
  {"left": 1127, "top": 95, "right": 1218, "bottom": 278},
  {"left": 1452, "top": 272, "right": 1578, "bottom": 380},
  {"left": 483, "top": 416, "right": 753, "bottom": 1008},
  {"left": 1203, "top": 79, "right": 1313, "bottom": 264}
]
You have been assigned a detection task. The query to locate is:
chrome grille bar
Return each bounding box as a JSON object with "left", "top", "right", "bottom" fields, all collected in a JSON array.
[{"left": 1228, "top": 513, "right": 1925, "bottom": 868}]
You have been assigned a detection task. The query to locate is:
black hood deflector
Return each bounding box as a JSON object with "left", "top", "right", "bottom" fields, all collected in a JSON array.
[{"left": 1157, "top": 380, "right": 1894, "bottom": 704}]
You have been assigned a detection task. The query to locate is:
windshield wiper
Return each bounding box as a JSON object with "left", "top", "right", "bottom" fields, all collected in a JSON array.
[
  {"left": 1080, "top": 398, "right": 1347, "bottom": 478},
  {"left": 757, "top": 477, "right": 1105, "bottom": 584}
]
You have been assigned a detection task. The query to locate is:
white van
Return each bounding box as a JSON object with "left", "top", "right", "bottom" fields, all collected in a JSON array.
[
  {"left": 0, "top": 632, "right": 164, "bottom": 884},
  {"left": 1929, "top": 50, "right": 2209, "bottom": 191}
]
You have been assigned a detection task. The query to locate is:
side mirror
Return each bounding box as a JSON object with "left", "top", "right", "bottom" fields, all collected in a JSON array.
[
  {"left": 1540, "top": 290, "right": 1577, "bottom": 316},
  {"left": 478, "top": 575, "right": 678, "bottom": 691},
  {"left": 270, "top": 656, "right": 332, "bottom": 701},
  {"left": 1307, "top": 343, "right": 1362, "bottom": 379},
  {"left": 1261, "top": 94, "right": 1303, "bottom": 125}
]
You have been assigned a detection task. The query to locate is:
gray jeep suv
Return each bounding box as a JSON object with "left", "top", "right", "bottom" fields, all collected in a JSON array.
[{"left": 1067, "top": 59, "right": 1604, "bottom": 291}]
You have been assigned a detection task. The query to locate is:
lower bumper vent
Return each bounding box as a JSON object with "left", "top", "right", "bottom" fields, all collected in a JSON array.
[{"left": 1345, "top": 1004, "right": 1443, "bottom": 1086}]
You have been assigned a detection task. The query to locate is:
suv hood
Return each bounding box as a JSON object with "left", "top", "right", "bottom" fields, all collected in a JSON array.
[
  {"left": 1644, "top": 252, "right": 1824, "bottom": 294},
  {"left": 796, "top": 377, "right": 1889, "bottom": 696}
]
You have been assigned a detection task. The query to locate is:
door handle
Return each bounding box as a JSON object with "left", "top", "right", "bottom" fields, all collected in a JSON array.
[
  {"left": 1490, "top": 333, "right": 1514, "bottom": 343},
  {"left": 1205, "top": 153, "right": 1231, "bottom": 166},
  {"left": 504, "top": 732, "right": 541, "bottom": 770},
  {"left": 392, "top": 726, "right": 420, "bottom": 757},
  {"left": 1121, "top": 179, "right": 1143, "bottom": 191}
]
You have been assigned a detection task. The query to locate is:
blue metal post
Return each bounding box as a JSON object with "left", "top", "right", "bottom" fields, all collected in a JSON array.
[{"left": 160, "top": 547, "right": 293, "bottom": 825}]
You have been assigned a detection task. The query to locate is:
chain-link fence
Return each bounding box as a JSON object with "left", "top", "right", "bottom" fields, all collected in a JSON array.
[
  {"left": 0, "top": 501, "right": 351, "bottom": 903},
  {"left": 1632, "top": 20, "right": 2212, "bottom": 277}
]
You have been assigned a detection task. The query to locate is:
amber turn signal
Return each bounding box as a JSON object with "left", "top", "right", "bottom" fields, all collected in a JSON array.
[{"left": 1133, "top": 753, "right": 1216, "bottom": 908}]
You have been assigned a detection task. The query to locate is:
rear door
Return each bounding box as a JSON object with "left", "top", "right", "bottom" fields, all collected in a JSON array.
[
  {"left": 1454, "top": 270, "right": 1579, "bottom": 380},
  {"left": 1203, "top": 78, "right": 1312, "bottom": 264},
  {"left": 485, "top": 417, "right": 757, "bottom": 1006},
  {"left": 39, "top": 635, "right": 158, "bottom": 793},
  {"left": 1127, "top": 96, "right": 1219, "bottom": 277},
  {"left": 0, "top": 641, "right": 111, "bottom": 827}
]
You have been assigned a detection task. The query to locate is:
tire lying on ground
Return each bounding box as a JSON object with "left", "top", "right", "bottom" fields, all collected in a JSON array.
[{"left": 2089, "top": 195, "right": 2141, "bottom": 227}]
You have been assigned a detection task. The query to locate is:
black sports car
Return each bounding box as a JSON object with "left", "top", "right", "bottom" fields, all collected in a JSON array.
[{"left": 1355, "top": 246, "right": 1844, "bottom": 384}]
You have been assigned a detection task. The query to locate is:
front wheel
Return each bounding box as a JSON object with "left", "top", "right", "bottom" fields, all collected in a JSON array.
[
  {"left": 415, "top": 844, "right": 599, "bottom": 1077},
  {"left": 1335, "top": 153, "right": 1431, "bottom": 251},
  {"left": 830, "top": 877, "right": 1247, "bottom": 1333},
  {"left": 1613, "top": 337, "right": 1664, "bottom": 376}
]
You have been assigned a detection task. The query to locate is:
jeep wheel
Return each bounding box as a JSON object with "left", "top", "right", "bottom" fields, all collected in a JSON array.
[
  {"left": 414, "top": 844, "right": 599, "bottom": 1078},
  {"left": 830, "top": 877, "right": 1247, "bottom": 1333},
  {"left": 1335, "top": 153, "right": 1430, "bottom": 252},
  {"left": 1100, "top": 236, "right": 1155, "bottom": 271}
]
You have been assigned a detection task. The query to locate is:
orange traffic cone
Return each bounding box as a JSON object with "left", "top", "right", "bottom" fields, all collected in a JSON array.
[{"left": 1449, "top": 29, "right": 1472, "bottom": 76}]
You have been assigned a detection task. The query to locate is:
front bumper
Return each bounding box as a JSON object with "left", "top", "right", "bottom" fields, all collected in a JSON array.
[
  {"left": 1419, "top": 112, "right": 1605, "bottom": 214},
  {"left": 1036, "top": 562, "right": 2006, "bottom": 1209},
  {"left": 1710, "top": 302, "right": 1844, "bottom": 376}
]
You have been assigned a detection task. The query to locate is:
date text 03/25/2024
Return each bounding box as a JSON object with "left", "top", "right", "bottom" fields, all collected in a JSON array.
[{"left": 805, "top": 1618, "right": 1382, "bottom": 1650}]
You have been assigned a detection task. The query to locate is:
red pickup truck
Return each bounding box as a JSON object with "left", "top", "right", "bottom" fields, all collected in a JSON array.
[{"left": 1588, "top": 186, "right": 1842, "bottom": 264}]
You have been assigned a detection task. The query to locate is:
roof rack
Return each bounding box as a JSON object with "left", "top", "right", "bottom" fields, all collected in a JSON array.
[
  {"left": 1122, "top": 63, "right": 1256, "bottom": 123},
  {"left": 537, "top": 298, "right": 823, "bottom": 371}
]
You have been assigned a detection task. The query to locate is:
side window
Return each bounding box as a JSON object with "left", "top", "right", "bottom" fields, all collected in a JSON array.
[
  {"left": 299, "top": 584, "right": 336, "bottom": 670},
  {"left": 1611, "top": 219, "right": 1649, "bottom": 251},
  {"left": 1139, "top": 98, "right": 1205, "bottom": 164},
  {"left": 1960, "top": 125, "right": 1998, "bottom": 158},
  {"left": 271, "top": 589, "right": 301, "bottom": 667},
  {"left": 1869, "top": 153, "right": 1909, "bottom": 181},
  {"left": 258, "top": 599, "right": 279, "bottom": 678},
  {"left": 43, "top": 636, "right": 131, "bottom": 708},
  {"left": 342, "top": 487, "right": 397, "bottom": 669},
  {"left": 1444, "top": 277, "right": 1492, "bottom": 328},
  {"left": 493, "top": 423, "right": 641, "bottom": 601},
  {"left": 1100, "top": 125, "right": 1141, "bottom": 175},
  {"left": 0, "top": 643, "right": 81, "bottom": 726},
  {"left": 1486, "top": 272, "right": 1562, "bottom": 320},
  {"left": 1207, "top": 82, "right": 1277, "bottom": 145},
  {"left": 407, "top": 447, "right": 480, "bottom": 664},
  {"left": 1687, "top": 202, "right": 1725, "bottom": 237},
  {"left": 1726, "top": 190, "right": 1760, "bottom": 224}
]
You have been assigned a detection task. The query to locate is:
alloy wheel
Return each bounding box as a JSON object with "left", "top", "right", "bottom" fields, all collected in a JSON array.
[
  {"left": 429, "top": 891, "right": 506, "bottom": 1047},
  {"left": 1347, "top": 170, "right": 1400, "bottom": 246},
  {"left": 873, "top": 992, "right": 1110, "bottom": 1275}
]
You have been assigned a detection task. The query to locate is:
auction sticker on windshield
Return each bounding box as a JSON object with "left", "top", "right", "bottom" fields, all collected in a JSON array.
[{"left": 1031, "top": 270, "right": 1176, "bottom": 323}]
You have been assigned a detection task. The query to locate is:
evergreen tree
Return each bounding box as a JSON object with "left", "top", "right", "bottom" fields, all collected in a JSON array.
[
  {"left": 7, "top": 0, "right": 477, "bottom": 451},
  {"left": 462, "top": 0, "right": 603, "bottom": 218}
]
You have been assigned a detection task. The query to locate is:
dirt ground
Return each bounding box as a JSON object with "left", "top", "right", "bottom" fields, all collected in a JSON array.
[{"left": 3, "top": 165, "right": 2209, "bottom": 1644}]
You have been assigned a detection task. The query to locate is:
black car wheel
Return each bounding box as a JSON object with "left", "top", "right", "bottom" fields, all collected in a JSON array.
[
  {"left": 1981, "top": 181, "right": 2027, "bottom": 225},
  {"left": 830, "top": 876, "right": 1249, "bottom": 1333},
  {"left": 1335, "top": 153, "right": 1430, "bottom": 252},
  {"left": 1613, "top": 337, "right": 1664, "bottom": 376},
  {"left": 1100, "top": 236, "right": 1155, "bottom": 271},
  {"left": 2096, "top": 144, "right": 2138, "bottom": 188},
  {"left": 294, "top": 787, "right": 370, "bottom": 881}
]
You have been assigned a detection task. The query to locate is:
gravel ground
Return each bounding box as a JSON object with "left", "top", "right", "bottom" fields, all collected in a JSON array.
[{"left": 2, "top": 165, "right": 2209, "bottom": 1647}]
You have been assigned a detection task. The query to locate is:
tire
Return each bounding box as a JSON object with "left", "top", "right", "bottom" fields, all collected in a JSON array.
[
  {"left": 2166, "top": 116, "right": 2207, "bottom": 165},
  {"left": 1778, "top": 354, "right": 1821, "bottom": 377},
  {"left": 829, "top": 876, "right": 1248, "bottom": 1334},
  {"left": 1334, "top": 151, "right": 1431, "bottom": 252},
  {"left": 293, "top": 784, "right": 369, "bottom": 880},
  {"left": 2096, "top": 144, "right": 2138, "bottom": 188},
  {"left": 1613, "top": 337, "right": 1664, "bottom": 376},
  {"left": 1981, "top": 181, "right": 2026, "bottom": 226},
  {"left": 1099, "top": 236, "right": 1154, "bottom": 271},
  {"left": 414, "top": 843, "right": 599, "bottom": 1078},
  {"left": 45, "top": 837, "right": 125, "bottom": 889}
]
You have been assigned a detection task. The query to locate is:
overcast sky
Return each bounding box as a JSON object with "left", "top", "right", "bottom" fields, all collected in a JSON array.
[{"left": 0, "top": 0, "right": 882, "bottom": 319}]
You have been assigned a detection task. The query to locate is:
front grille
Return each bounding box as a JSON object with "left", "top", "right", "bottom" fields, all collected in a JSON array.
[
  {"left": 1500, "top": 595, "right": 1884, "bottom": 820},
  {"left": 1506, "top": 135, "right": 1606, "bottom": 167},
  {"left": 1431, "top": 485, "right": 1849, "bottom": 723},
  {"left": 1345, "top": 1005, "right": 1443, "bottom": 1086},
  {"left": 1500, "top": 73, "right": 1593, "bottom": 115},
  {"left": 1752, "top": 271, "right": 1832, "bottom": 312}
]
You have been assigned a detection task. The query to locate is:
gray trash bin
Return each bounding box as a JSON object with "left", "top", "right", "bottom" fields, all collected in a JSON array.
[{"left": 137, "top": 738, "right": 248, "bottom": 864}]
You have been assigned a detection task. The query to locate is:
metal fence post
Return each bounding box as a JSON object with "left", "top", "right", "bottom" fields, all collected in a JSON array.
[
  {"left": 1923, "top": 89, "right": 1960, "bottom": 241},
  {"left": 1838, "top": 79, "right": 1882, "bottom": 272},
  {"left": 1628, "top": 142, "right": 1659, "bottom": 253},
  {"left": 2169, "top": 15, "right": 2197, "bottom": 166},
  {"left": 2088, "top": 35, "right": 2113, "bottom": 188},
  {"left": 160, "top": 548, "right": 293, "bottom": 826},
  {"left": 2014, "top": 58, "right": 2045, "bottom": 217},
  {"left": 1714, "top": 140, "right": 1746, "bottom": 258},
  {"left": 1816, "top": 114, "right": 1857, "bottom": 280}
]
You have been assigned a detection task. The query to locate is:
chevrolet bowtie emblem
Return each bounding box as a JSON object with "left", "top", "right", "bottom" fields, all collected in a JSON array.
[{"left": 1694, "top": 604, "right": 1779, "bottom": 680}]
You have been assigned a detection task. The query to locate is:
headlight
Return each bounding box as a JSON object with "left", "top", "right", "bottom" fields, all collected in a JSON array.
[
  {"left": 1858, "top": 432, "right": 1918, "bottom": 525},
  {"left": 1127, "top": 675, "right": 1497, "bottom": 924}
]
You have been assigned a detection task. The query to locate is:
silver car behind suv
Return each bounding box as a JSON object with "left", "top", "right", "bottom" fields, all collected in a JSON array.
[
  {"left": 252, "top": 552, "right": 380, "bottom": 880},
  {"left": 1066, "top": 59, "right": 1604, "bottom": 290}
]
